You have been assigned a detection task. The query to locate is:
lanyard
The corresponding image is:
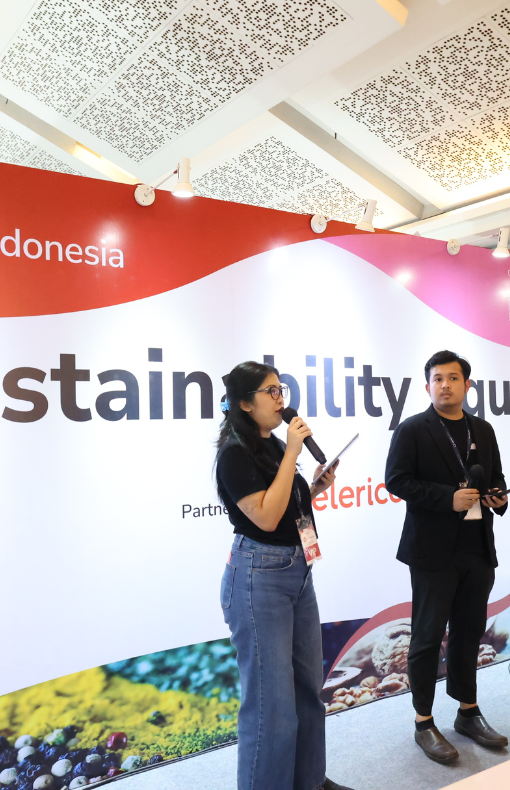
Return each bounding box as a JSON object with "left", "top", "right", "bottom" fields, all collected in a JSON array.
[
  {"left": 292, "top": 473, "right": 305, "bottom": 518},
  {"left": 439, "top": 417, "right": 471, "bottom": 480}
]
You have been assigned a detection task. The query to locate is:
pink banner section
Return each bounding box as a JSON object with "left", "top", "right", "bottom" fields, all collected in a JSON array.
[
  {"left": 330, "top": 593, "right": 510, "bottom": 673},
  {"left": 325, "top": 235, "right": 510, "bottom": 349}
]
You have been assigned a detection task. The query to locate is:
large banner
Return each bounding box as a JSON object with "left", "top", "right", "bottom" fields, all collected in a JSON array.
[{"left": 0, "top": 163, "right": 509, "bottom": 783}]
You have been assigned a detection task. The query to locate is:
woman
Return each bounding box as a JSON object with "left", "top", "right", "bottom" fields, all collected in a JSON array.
[{"left": 216, "top": 361, "right": 353, "bottom": 790}]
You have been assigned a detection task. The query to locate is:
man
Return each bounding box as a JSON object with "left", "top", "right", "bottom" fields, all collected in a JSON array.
[{"left": 385, "top": 350, "right": 508, "bottom": 764}]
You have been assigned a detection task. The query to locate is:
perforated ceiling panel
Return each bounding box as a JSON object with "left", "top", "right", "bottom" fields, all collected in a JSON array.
[
  {"left": 0, "top": 0, "right": 139, "bottom": 117},
  {"left": 404, "top": 19, "right": 510, "bottom": 117},
  {"left": 402, "top": 124, "right": 504, "bottom": 191},
  {"left": 0, "top": 124, "right": 83, "bottom": 175},
  {"left": 193, "top": 136, "right": 378, "bottom": 222},
  {"left": 274, "top": 179, "right": 374, "bottom": 223},
  {"left": 0, "top": 0, "right": 349, "bottom": 164},
  {"left": 336, "top": 69, "right": 456, "bottom": 148},
  {"left": 26, "top": 149, "right": 83, "bottom": 176},
  {"left": 0, "top": 127, "right": 37, "bottom": 165},
  {"left": 84, "top": 0, "right": 182, "bottom": 44},
  {"left": 491, "top": 6, "right": 510, "bottom": 37},
  {"left": 472, "top": 104, "right": 510, "bottom": 158},
  {"left": 77, "top": 53, "right": 220, "bottom": 161},
  {"left": 333, "top": 3, "right": 510, "bottom": 192},
  {"left": 148, "top": 3, "right": 274, "bottom": 104},
  {"left": 201, "top": 0, "right": 347, "bottom": 64}
]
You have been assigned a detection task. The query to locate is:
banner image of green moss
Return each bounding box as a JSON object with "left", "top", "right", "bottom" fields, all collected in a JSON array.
[{"left": 0, "top": 639, "right": 240, "bottom": 788}]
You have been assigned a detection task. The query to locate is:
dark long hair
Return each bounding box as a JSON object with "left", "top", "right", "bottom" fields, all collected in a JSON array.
[{"left": 214, "top": 361, "right": 280, "bottom": 486}]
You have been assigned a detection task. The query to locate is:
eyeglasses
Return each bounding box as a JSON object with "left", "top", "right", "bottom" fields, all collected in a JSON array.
[{"left": 248, "top": 385, "right": 289, "bottom": 400}]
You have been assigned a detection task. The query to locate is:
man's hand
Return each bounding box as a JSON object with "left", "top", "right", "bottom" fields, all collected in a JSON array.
[
  {"left": 453, "top": 488, "right": 479, "bottom": 512},
  {"left": 482, "top": 490, "right": 508, "bottom": 509}
]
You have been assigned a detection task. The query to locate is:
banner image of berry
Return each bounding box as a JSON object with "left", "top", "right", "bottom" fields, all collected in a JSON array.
[{"left": 0, "top": 641, "right": 240, "bottom": 786}]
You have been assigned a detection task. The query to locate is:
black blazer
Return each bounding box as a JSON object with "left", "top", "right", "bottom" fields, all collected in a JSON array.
[{"left": 385, "top": 404, "right": 507, "bottom": 570}]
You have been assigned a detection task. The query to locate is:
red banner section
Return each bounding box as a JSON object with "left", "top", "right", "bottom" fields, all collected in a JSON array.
[{"left": 0, "top": 163, "right": 387, "bottom": 317}]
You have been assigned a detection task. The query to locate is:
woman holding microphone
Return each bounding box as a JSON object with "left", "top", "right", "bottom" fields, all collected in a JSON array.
[{"left": 216, "top": 361, "right": 353, "bottom": 790}]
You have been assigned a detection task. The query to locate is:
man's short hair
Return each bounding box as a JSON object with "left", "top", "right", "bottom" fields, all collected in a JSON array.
[{"left": 425, "top": 350, "right": 471, "bottom": 383}]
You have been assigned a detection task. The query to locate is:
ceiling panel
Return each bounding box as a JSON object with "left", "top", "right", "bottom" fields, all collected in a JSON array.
[
  {"left": 192, "top": 125, "right": 389, "bottom": 226},
  {"left": 201, "top": 0, "right": 347, "bottom": 64},
  {"left": 77, "top": 53, "right": 220, "bottom": 161},
  {"left": 0, "top": 124, "right": 37, "bottom": 164},
  {"left": 83, "top": 0, "right": 182, "bottom": 44},
  {"left": 291, "top": 0, "right": 510, "bottom": 207},
  {"left": 401, "top": 123, "right": 505, "bottom": 192},
  {"left": 0, "top": 0, "right": 140, "bottom": 116},
  {"left": 0, "top": 121, "right": 83, "bottom": 175},
  {"left": 26, "top": 148, "right": 84, "bottom": 175},
  {"left": 403, "top": 18, "right": 510, "bottom": 117},
  {"left": 335, "top": 69, "right": 456, "bottom": 148}
]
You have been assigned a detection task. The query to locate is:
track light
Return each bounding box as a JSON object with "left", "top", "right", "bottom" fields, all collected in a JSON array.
[
  {"left": 134, "top": 158, "right": 194, "bottom": 207},
  {"left": 311, "top": 200, "right": 377, "bottom": 234},
  {"left": 493, "top": 227, "right": 510, "bottom": 259}
]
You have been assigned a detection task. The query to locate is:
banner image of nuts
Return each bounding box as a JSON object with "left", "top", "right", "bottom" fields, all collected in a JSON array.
[
  {"left": 321, "top": 608, "right": 510, "bottom": 714},
  {"left": 0, "top": 640, "right": 240, "bottom": 790}
]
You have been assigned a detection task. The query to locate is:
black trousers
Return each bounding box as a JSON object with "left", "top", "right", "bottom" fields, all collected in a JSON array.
[{"left": 408, "top": 552, "right": 495, "bottom": 716}]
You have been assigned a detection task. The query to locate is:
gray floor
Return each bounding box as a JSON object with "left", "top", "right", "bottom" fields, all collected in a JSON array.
[{"left": 118, "top": 660, "right": 510, "bottom": 790}]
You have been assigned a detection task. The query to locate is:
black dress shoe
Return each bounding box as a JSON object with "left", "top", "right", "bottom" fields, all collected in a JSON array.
[
  {"left": 454, "top": 713, "right": 508, "bottom": 747},
  {"left": 414, "top": 726, "right": 459, "bottom": 764},
  {"left": 321, "top": 778, "right": 355, "bottom": 790}
]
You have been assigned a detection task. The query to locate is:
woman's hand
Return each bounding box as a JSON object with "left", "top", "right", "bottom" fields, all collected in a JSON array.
[
  {"left": 285, "top": 416, "right": 313, "bottom": 458},
  {"left": 310, "top": 460, "right": 339, "bottom": 498}
]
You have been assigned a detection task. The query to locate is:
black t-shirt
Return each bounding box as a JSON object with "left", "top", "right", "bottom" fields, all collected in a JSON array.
[
  {"left": 216, "top": 435, "right": 315, "bottom": 546},
  {"left": 442, "top": 414, "right": 488, "bottom": 556}
]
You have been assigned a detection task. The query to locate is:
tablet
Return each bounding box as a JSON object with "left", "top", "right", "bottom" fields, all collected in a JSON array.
[{"left": 312, "top": 433, "right": 359, "bottom": 486}]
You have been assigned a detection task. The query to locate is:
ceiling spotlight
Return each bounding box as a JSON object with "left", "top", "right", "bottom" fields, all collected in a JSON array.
[
  {"left": 492, "top": 227, "right": 510, "bottom": 259},
  {"left": 311, "top": 199, "right": 377, "bottom": 234},
  {"left": 172, "top": 158, "right": 194, "bottom": 198},
  {"left": 134, "top": 157, "right": 194, "bottom": 207},
  {"left": 355, "top": 199, "right": 377, "bottom": 233}
]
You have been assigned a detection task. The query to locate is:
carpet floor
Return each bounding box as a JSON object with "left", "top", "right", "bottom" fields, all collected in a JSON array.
[{"left": 117, "top": 659, "right": 510, "bottom": 790}]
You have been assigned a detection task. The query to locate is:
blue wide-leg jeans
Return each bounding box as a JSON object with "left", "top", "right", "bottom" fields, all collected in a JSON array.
[{"left": 221, "top": 535, "right": 326, "bottom": 790}]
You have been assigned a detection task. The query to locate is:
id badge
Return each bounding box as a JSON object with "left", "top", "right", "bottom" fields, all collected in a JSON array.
[{"left": 296, "top": 514, "right": 322, "bottom": 565}]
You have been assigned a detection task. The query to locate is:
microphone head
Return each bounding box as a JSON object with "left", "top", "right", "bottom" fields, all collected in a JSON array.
[
  {"left": 468, "top": 464, "right": 485, "bottom": 491},
  {"left": 282, "top": 406, "right": 297, "bottom": 424},
  {"left": 469, "top": 464, "right": 484, "bottom": 480}
]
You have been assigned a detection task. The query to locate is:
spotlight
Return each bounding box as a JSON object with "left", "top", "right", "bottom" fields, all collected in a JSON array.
[
  {"left": 172, "top": 158, "right": 194, "bottom": 198},
  {"left": 310, "top": 200, "right": 377, "bottom": 234},
  {"left": 134, "top": 157, "right": 194, "bottom": 206},
  {"left": 355, "top": 199, "right": 377, "bottom": 233},
  {"left": 493, "top": 228, "right": 510, "bottom": 259}
]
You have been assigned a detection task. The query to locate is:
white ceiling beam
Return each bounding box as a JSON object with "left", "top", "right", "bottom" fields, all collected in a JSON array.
[
  {"left": 392, "top": 192, "right": 510, "bottom": 242},
  {"left": 0, "top": 94, "right": 139, "bottom": 184},
  {"left": 269, "top": 101, "right": 424, "bottom": 219}
]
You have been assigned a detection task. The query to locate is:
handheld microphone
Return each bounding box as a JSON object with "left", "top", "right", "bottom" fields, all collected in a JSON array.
[
  {"left": 282, "top": 407, "right": 327, "bottom": 465},
  {"left": 467, "top": 464, "right": 485, "bottom": 494}
]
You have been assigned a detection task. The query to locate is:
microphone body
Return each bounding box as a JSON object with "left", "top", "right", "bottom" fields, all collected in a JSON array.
[
  {"left": 282, "top": 407, "right": 327, "bottom": 465},
  {"left": 467, "top": 464, "right": 485, "bottom": 494}
]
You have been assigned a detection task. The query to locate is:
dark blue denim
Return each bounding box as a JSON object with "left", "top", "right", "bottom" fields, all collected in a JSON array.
[{"left": 221, "top": 535, "right": 326, "bottom": 790}]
